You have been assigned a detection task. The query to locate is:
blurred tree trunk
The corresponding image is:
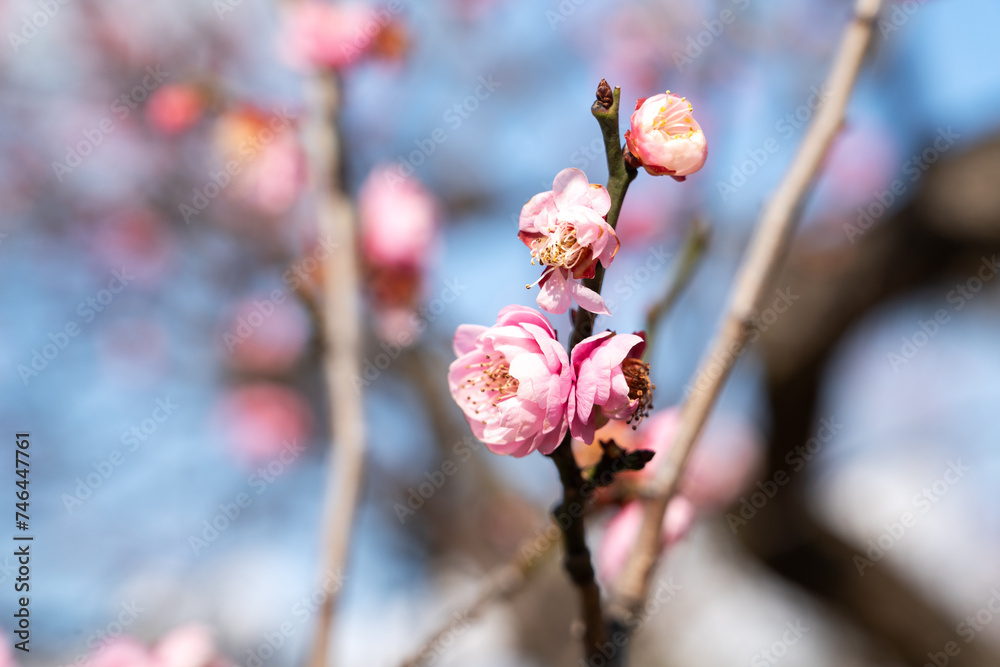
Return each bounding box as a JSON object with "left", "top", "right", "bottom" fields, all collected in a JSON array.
[{"left": 744, "top": 135, "right": 1000, "bottom": 666}]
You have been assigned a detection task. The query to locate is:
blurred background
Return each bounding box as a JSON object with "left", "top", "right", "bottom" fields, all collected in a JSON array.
[{"left": 2, "top": 0, "right": 1000, "bottom": 665}]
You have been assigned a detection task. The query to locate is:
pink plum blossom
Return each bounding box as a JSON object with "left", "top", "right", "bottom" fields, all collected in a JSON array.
[
  {"left": 89, "top": 638, "right": 152, "bottom": 667},
  {"left": 223, "top": 295, "right": 309, "bottom": 374},
  {"left": 87, "top": 625, "right": 230, "bottom": 667},
  {"left": 213, "top": 108, "right": 305, "bottom": 217},
  {"left": 519, "top": 168, "right": 619, "bottom": 315},
  {"left": 216, "top": 383, "right": 312, "bottom": 465},
  {"left": 597, "top": 408, "right": 760, "bottom": 582},
  {"left": 359, "top": 166, "right": 440, "bottom": 346},
  {"left": 679, "top": 415, "right": 762, "bottom": 511},
  {"left": 448, "top": 305, "right": 572, "bottom": 457},
  {"left": 0, "top": 634, "right": 15, "bottom": 667},
  {"left": 630, "top": 408, "right": 762, "bottom": 510},
  {"left": 146, "top": 84, "right": 203, "bottom": 134},
  {"left": 280, "top": 2, "right": 384, "bottom": 71},
  {"left": 153, "top": 625, "right": 224, "bottom": 667},
  {"left": 568, "top": 331, "right": 652, "bottom": 443},
  {"left": 238, "top": 132, "right": 304, "bottom": 215},
  {"left": 359, "top": 165, "right": 439, "bottom": 272},
  {"left": 625, "top": 92, "right": 708, "bottom": 179}
]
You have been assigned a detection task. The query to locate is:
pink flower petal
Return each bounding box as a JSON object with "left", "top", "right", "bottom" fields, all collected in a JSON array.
[
  {"left": 537, "top": 269, "right": 572, "bottom": 314},
  {"left": 569, "top": 280, "right": 610, "bottom": 315},
  {"left": 551, "top": 168, "right": 591, "bottom": 208},
  {"left": 453, "top": 324, "right": 488, "bottom": 356}
]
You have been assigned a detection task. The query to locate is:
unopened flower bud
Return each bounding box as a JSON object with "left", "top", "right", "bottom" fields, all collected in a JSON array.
[{"left": 624, "top": 92, "right": 708, "bottom": 180}]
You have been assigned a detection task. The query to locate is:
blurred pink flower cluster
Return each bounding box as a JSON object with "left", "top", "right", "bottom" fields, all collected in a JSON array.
[
  {"left": 146, "top": 84, "right": 204, "bottom": 135},
  {"left": 358, "top": 164, "right": 440, "bottom": 345},
  {"left": 592, "top": 408, "right": 762, "bottom": 583},
  {"left": 280, "top": 1, "right": 409, "bottom": 71},
  {"left": 0, "top": 625, "right": 230, "bottom": 667},
  {"left": 88, "top": 625, "right": 231, "bottom": 667},
  {"left": 211, "top": 107, "right": 306, "bottom": 218}
]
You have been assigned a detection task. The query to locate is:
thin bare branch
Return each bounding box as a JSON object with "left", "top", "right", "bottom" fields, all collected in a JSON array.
[
  {"left": 398, "top": 542, "right": 557, "bottom": 667},
  {"left": 305, "top": 71, "right": 367, "bottom": 667},
  {"left": 642, "top": 217, "right": 711, "bottom": 361}
]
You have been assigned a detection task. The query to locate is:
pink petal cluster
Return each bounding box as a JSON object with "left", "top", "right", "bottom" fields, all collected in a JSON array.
[
  {"left": 519, "top": 168, "right": 620, "bottom": 315},
  {"left": 88, "top": 625, "right": 229, "bottom": 667},
  {"left": 240, "top": 132, "right": 305, "bottom": 215},
  {"left": 215, "top": 382, "right": 312, "bottom": 466},
  {"left": 359, "top": 166, "right": 440, "bottom": 347},
  {"left": 359, "top": 165, "right": 439, "bottom": 272},
  {"left": 448, "top": 306, "right": 572, "bottom": 457},
  {"left": 625, "top": 92, "right": 707, "bottom": 179},
  {"left": 146, "top": 84, "right": 203, "bottom": 135},
  {"left": 280, "top": 2, "right": 383, "bottom": 71},
  {"left": 568, "top": 331, "right": 647, "bottom": 443},
  {"left": 633, "top": 408, "right": 761, "bottom": 510},
  {"left": 0, "top": 634, "right": 15, "bottom": 667}
]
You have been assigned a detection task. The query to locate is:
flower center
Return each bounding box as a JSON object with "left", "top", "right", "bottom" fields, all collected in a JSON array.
[
  {"left": 651, "top": 92, "right": 699, "bottom": 140},
  {"left": 622, "top": 358, "right": 654, "bottom": 428},
  {"left": 531, "top": 227, "right": 585, "bottom": 270},
  {"left": 462, "top": 353, "right": 520, "bottom": 416}
]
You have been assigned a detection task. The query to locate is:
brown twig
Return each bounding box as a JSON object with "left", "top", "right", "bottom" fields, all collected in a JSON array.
[
  {"left": 305, "top": 71, "right": 367, "bottom": 667},
  {"left": 608, "top": 0, "right": 885, "bottom": 626}
]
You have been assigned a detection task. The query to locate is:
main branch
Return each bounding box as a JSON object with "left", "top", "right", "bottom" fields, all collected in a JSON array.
[
  {"left": 305, "top": 71, "right": 367, "bottom": 667},
  {"left": 548, "top": 81, "right": 638, "bottom": 663}
]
